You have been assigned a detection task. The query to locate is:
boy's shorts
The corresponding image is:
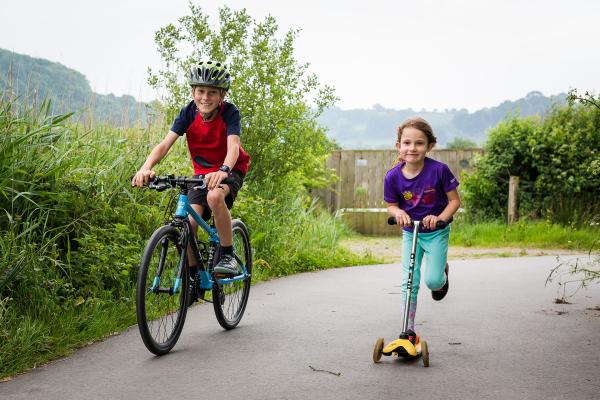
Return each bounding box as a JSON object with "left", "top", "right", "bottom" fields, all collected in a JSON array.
[{"left": 188, "top": 170, "right": 244, "bottom": 218}]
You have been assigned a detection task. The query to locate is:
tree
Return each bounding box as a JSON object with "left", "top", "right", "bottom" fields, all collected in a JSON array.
[
  {"left": 445, "top": 136, "right": 478, "bottom": 149},
  {"left": 147, "top": 4, "right": 337, "bottom": 194}
]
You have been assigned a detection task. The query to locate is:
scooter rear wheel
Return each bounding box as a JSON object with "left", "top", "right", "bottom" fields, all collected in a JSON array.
[
  {"left": 373, "top": 338, "right": 384, "bottom": 363},
  {"left": 421, "top": 340, "right": 429, "bottom": 367}
]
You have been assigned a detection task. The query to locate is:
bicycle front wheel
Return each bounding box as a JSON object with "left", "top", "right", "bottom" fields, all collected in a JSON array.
[
  {"left": 136, "top": 225, "right": 189, "bottom": 355},
  {"left": 213, "top": 219, "right": 252, "bottom": 330}
]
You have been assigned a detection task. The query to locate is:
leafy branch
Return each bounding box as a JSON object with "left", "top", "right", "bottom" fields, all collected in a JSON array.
[{"left": 567, "top": 88, "right": 600, "bottom": 111}]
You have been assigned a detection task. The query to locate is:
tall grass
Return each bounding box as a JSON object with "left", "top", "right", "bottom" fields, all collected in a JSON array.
[
  {"left": 450, "top": 219, "right": 599, "bottom": 250},
  {"left": 0, "top": 96, "right": 156, "bottom": 378},
  {"left": 235, "top": 192, "right": 374, "bottom": 280},
  {"left": 0, "top": 94, "right": 370, "bottom": 379}
]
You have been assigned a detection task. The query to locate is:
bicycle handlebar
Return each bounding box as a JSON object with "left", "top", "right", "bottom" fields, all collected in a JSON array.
[
  {"left": 147, "top": 175, "right": 235, "bottom": 192},
  {"left": 387, "top": 216, "right": 448, "bottom": 230}
]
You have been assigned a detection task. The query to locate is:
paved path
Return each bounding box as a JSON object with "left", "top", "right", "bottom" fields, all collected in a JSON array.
[{"left": 2, "top": 255, "right": 599, "bottom": 399}]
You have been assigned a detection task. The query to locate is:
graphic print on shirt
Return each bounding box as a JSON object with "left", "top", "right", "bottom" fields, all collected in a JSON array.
[
  {"left": 403, "top": 187, "right": 436, "bottom": 207},
  {"left": 403, "top": 190, "right": 420, "bottom": 207},
  {"left": 422, "top": 187, "right": 436, "bottom": 205}
]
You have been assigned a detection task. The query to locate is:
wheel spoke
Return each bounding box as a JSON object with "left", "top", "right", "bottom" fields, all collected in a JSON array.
[
  {"left": 136, "top": 226, "right": 188, "bottom": 355},
  {"left": 212, "top": 220, "right": 252, "bottom": 329}
]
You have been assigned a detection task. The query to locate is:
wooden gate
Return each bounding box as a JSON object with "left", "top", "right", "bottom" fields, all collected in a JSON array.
[{"left": 317, "top": 149, "right": 483, "bottom": 235}]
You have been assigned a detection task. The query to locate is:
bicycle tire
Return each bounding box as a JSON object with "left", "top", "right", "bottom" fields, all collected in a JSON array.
[
  {"left": 136, "top": 225, "right": 189, "bottom": 355},
  {"left": 212, "top": 219, "right": 252, "bottom": 330}
]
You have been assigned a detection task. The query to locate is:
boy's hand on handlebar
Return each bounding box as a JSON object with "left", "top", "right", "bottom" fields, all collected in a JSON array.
[
  {"left": 132, "top": 169, "right": 155, "bottom": 187},
  {"left": 205, "top": 170, "right": 229, "bottom": 190},
  {"left": 394, "top": 211, "right": 412, "bottom": 228}
]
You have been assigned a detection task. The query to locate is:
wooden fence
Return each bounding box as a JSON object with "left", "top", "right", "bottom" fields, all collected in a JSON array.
[{"left": 316, "top": 149, "right": 484, "bottom": 235}]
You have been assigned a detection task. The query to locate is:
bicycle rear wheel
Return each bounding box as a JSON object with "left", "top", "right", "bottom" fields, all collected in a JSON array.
[
  {"left": 213, "top": 219, "right": 252, "bottom": 330},
  {"left": 136, "top": 225, "right": 189, "bottom": 355}
]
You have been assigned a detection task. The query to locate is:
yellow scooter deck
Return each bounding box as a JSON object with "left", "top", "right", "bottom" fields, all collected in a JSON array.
[
  {"left": 373, "top": 337, "right": 429, "bottom": 366},
  {"left": 382, "top": 338, "right": 421, "bottom": 357}
]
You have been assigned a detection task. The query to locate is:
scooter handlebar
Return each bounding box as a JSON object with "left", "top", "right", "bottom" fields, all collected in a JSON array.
[{"left": 387, "top": 216, "right": 448, "bottom": 229}]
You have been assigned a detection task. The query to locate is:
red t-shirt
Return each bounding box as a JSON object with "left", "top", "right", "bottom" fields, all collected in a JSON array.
[{"left": 171, "top": 101, "right": 250, "bottom": 175}]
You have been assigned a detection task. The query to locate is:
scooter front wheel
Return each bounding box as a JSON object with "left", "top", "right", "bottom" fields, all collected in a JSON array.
[{"left": 373, "top": 338, "right": 384, "bottom": 363}]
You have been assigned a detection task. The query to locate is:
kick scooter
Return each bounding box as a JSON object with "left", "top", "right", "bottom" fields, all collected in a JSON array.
[{"left": 372, "top": 217, "right": 447, "bottom": 367}]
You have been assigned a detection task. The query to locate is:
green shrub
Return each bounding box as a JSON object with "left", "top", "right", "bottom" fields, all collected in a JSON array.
[{"left": 462, "top": 105, "right": 600, "bottom": 226}]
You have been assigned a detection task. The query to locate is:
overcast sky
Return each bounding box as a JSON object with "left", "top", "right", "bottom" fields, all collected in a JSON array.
[{"left": 1, "top": 0, "right": 598, "bottom": 111}]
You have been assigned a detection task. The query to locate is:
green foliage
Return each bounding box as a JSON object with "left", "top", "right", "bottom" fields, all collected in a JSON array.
[
  {"left": 449, "top": 218, "right": 599, "bottom": 250},
  {"left": 147, "top": 4, "right": 338, "bottom": 191},
  {"left": 0, "top": 95, "right": 163, "bottom": 378},
  {"left": 567, "top": 88, "right": 600, "bottom": 111},
  {"left": 0, "top": 297, "right": 135, "bottom": 378},
  {"left": 234, "top": 192, "right": 367, "bottom": 279},
  {"left": 445, "top": 136, "right": 478, "bottom": 149},
  {"left": 461, "top": 116, "right": 539, "bottom": 221},
  {"left": 461, "top": 104, "right": 600, "bottom": 226}
]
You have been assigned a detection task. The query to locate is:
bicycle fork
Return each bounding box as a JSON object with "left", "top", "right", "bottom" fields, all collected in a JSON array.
[{"left": 149, "top": 228, "right": 191, "bottom": 296}]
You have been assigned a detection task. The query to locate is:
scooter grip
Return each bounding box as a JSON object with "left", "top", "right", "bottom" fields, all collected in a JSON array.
[{"left": 387, "top": 217, "right": 449, "bottom": 229}]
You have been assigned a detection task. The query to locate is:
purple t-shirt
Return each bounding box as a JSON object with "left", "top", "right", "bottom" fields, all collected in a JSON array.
[{"left": 384, "top": 157, "right": 459, "bottom": 232}]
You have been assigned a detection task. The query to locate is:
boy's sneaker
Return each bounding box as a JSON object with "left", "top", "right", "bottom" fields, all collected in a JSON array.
[
  {"left": 213, "top": 254, "right": 240, "bottom": 276},
  {"left": 432, "top": 263, "right": 449, "bottom": 301}
]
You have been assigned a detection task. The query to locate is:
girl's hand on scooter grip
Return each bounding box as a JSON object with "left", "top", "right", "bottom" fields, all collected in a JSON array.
[
  {"left": 395, "top": 211, "right": 412, "bottom": 228},
  {"left": 423, "top": 215, "right": 441, "bottom": 230}
]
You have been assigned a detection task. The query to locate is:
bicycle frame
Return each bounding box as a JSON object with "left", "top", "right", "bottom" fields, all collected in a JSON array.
[{"left": 173, "top": 191, "right": 248, "bottom": 292}]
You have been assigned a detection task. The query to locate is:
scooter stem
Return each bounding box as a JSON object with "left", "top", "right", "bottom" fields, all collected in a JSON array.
[{"left": 402, "top": 221, "right": 420, "bottom": 334}]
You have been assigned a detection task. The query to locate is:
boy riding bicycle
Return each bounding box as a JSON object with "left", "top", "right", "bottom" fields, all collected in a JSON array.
[{"left": 131, "top": 61, "right": 250, "bottom": 302}]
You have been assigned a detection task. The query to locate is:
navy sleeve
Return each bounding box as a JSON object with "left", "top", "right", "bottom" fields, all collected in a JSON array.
[
  {"left": 170, "top": 101, "right": 195, "bottom": 135},
  {"left": 222, "top": 102, "right": 241, "bottom": 136}
]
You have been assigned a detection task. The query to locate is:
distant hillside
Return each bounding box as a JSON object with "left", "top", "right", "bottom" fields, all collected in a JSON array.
[
  {"left": 0, "top": 48, "right": 567, "bottom": 144},
  {"left": 319, "top": 91, "right": 567, "bottom": 148},
  {"left": 0, "top": 48, "right": 151, "bottom": 126}
]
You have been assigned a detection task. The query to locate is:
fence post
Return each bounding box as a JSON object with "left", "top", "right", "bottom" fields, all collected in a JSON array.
[{"left": 508, "top": 176, "right": 519, "bottom": 224}]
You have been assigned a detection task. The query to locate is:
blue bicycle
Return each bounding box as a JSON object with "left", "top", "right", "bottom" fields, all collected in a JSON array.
[{"left": 136, "top": 175, "right": 252, "bottom": 355}]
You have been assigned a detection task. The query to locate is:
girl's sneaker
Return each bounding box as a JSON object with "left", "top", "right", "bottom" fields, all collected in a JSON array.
[
  {"left": 401, "top": 329, "right": 420, "bottom": 345},
  {"left": 432, "top": 263, "right": 449, "bottom": 301}
]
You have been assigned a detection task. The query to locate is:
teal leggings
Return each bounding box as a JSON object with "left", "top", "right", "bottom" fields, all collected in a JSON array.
[{"left": 401, "top": 225, "right": 450, "bottom": 303}]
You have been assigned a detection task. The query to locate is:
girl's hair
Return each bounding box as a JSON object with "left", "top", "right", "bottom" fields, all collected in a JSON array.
[{"left": 396, "top": 117, "right": 437, "bottom": 145}]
